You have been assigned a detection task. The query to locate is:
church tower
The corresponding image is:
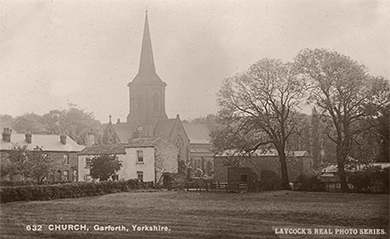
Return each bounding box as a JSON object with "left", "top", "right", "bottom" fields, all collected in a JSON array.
[{"left": 127, "top": 11, "right": 168, "bottom": 127}]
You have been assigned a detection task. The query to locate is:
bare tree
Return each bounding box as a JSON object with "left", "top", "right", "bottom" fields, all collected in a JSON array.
[
  {"left": 213, "top": 58, "right": 308, "bottom": 189},
  {"left": 295, "top": 48, "right": 390, "bottom": 192}
]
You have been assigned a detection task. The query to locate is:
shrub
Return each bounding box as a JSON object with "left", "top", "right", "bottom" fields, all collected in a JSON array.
[
  {"left": 260, "top": 170, "right": 282, "bottom": 191},
  {"left": 0, "top": 179, "right": 152, "bottom": 203},
  {"left": 348, "top": 165, "right": 387, "bottom": 193},
  {"left": 293, "top": 174, "right": 327, "bottom": 192},
  {"left": 0, "top": 180, "right": 72, "bottom": 187}
]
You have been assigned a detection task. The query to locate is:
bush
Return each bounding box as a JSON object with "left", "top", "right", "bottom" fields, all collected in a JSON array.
[
  {"left": 293, "top": 174, "right": 327, "bottom": 192},
  {"left": 0, "top": 179, "right": 153, "bottom": 203},
  {"left": 260, "top": 170, "right": 282, "bottom": 191},
  {"left": 0, "top": 180, "right": 72, "bottom": 187},
  {"left": 348, "top": 165, "right": 388, "bottom": 193}
]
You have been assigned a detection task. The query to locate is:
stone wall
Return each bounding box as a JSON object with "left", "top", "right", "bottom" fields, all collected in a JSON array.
[{"left": 154, "top": 138, "right": 178, "bottom": 185}]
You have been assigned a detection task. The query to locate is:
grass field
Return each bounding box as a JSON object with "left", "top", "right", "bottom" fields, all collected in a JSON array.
[{"left": 0, "top": 190, "right": 388, "bottom": 239}]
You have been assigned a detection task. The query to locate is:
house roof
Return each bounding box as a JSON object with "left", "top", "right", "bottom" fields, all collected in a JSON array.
[
  {"left": 0, "top": 134, "right": 84, "bottom": 152},
  {"left": 216, "top": 149, "right": 311, "bottom": 157},
  {"left": 182, "top": 123, "right": 211, "bottom": 144},
  {"left": 78, "top": 144, "right": 126, "bottom": 155}
]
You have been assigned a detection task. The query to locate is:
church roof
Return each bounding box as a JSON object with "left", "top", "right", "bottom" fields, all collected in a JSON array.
[
  {"left": 127, "top": 136, "right": 172, "bottom": 147},
  {"left": 110, "top": 123, "right": 136, "bottom": 143},
  {"left": 182, "top": 123, "right": 211, "bottom": 144},
  {"left": 153, "top": 119, "right": 176, "bottom": 137},
  {"left": 129, "top": 11, "right": 166, "bottom": 86}
]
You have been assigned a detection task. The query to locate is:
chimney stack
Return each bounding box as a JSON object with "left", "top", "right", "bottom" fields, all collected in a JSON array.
[
  {"left": 60, "top": 135, "right": 67, "bottom": 145},
  {"left": 85, "top": 130, "right": 95, "bottom": 147},
  {"left": 25, "top": 130, "right": 32, "bottom": 144},
  {"left": 2, "top": 128, "right": 11, "bottom": 142}
]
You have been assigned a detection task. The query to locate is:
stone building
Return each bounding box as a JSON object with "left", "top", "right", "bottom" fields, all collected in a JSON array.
[
  {"left": 0, "top": 128, "right": 84, "bottom": 181},
  {"left": 214, "top": 150, "right": 314, "bottom": 183},
  {"left": 78, "top": 136, "right": 178, "bottom": 186}
]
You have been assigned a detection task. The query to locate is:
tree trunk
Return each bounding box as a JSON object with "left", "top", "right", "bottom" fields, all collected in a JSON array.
[
  {"left": 336, "top": 145, "right": 349, "bottom": 192},
  {"left": 279, "top": 151, "right": 291, "bottom": 190}
]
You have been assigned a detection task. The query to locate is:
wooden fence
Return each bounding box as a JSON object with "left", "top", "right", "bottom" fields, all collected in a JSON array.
[{"left": 185, "top": 181, "right": 250, "bottom": 193}]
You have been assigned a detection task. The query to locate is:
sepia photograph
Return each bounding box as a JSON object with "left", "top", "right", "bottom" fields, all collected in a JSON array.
[{"left": 0, "top": 0, "right": 389, "bottom": 238}]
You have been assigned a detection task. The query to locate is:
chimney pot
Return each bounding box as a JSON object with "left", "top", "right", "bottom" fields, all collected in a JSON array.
[
  {"left": 25, "top": 132, "right": 32, "bottom": 144},
  {"left": 60, "top": 135, "right": 67, "bottom": 145},
  {"left": 2, "top": 128, "right": 11, "bottom": 142}
]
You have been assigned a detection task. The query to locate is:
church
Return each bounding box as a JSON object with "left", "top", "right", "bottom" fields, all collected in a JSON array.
[{"left": 101, "top": 11, "right": 214, "bottom": 176}]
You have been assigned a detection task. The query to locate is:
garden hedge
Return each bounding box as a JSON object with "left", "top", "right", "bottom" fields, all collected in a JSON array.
[{"left": 0, "top": 179, "right": 153, "bottom": 203}]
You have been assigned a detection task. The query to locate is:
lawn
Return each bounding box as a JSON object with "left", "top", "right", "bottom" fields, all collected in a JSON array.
[{"left": 0, "top": 190, "right": 388, "bottom": 239}]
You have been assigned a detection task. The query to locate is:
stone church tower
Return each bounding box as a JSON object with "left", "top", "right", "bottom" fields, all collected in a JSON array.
[{"left": 127, "top": 11, "right": 168, "bottom": 129}]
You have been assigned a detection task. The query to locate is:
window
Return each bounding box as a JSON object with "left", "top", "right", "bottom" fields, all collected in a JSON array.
[
  {"left": 137, "top": 171, "right": 143, "bottom": 181},
  {"left": 85, "top": 157, "right": 92, "bottom": 168},
  {"left": 240, "top": 175, "right": 248, "bottom": 182},
  {"left": 63, "top": 170, "right": 69, "bottom": 181},
  {"left": 63, "top": 154, "right": 69, "bottom": 164},
  {"left": 137, "top": 150, "right": 143, "bottom": 163}
]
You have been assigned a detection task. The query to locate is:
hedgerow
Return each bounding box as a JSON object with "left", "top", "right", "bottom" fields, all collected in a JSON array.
[
  {"left": 0, "top": 180, "right": 153, "bottom": 203},
  {"left": 293, "top": 174, "right": 327, "bottom": 192}
]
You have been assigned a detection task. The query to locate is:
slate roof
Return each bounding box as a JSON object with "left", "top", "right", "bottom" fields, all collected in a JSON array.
[
  {"left": 182, "top": 123, "right": 211, "bottom": 144},
  {"left": 111, "top": 123, "right": 136, "bottom": 143},
  {"left": 153, "top": 119, "right": 176, "bottom": 137},
  {"left": 78, "top": 144, "right": 126, "bottom": 155},
  {"left": 0, "top": 134, "right": 84, "bottom": 152},
  {"left": 189, "top": 144, "right": 213, "bottom": 153}
]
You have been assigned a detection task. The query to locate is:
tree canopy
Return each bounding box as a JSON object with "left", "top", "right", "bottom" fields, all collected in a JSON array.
[
  {"left": 295, "top": 48, "right": 390, "bottom": 191},
  {"left": 89, "top": 153, "right": 122, "bottom": 181},
  {"left": 2, "top": 104, "right": 102, "bottom": 145},
  {"left": 5, "top": 146, "right": 54, "bottom": 182},
  {"left": 212, "top": 58, "right": 308, "bottom": 189}
]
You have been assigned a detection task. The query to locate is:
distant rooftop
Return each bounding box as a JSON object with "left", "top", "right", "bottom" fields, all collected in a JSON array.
[{"left": 1, "top": 133, "right": 84, "bottom": 152}]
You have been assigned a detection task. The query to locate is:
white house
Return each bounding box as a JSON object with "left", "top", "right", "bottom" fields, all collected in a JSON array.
[{"left": 77, "top": 137, "right": 178, "bottom": 186}]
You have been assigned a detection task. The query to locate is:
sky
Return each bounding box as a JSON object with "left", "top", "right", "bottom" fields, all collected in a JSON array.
[{"left": 1, "top": 0, "right": 389, "bottom": 123}]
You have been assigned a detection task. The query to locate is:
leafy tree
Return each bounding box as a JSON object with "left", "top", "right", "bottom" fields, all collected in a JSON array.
[
  {"left": 27, "top": 146, "right": 54, "bottom": 183},
  {"left": 295, "top": 48, "right": 390, "bottom": 192},
  {"left": 90, "top": 153, "right": 122, "bottom": 181},
  {"left": 13, "top": 113, "right": 46, "bottom": 134},
  {"left": 7, "top": 146, "right": 54, "bottom": 182},
  {"left": 42, "top": 105, "right": 102, "bottom": 145},
  {"left": 7, "top": 145, "right": 31, "bottom": 179},
  {"left": 7, "top": 105, "right": 103, "bottom": 145},
  {"left": 212, "top": 58, "right": 308, "bottom": 190}
]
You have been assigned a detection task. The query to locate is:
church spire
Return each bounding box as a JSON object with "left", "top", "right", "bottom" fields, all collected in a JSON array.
[{"left": 139, "top": 10, "right": 155, "bottom": 73}]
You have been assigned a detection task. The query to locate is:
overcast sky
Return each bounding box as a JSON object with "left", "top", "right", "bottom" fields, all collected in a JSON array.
[{"left": 1, "top": 0, "right": 389, "bottom": 123}]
